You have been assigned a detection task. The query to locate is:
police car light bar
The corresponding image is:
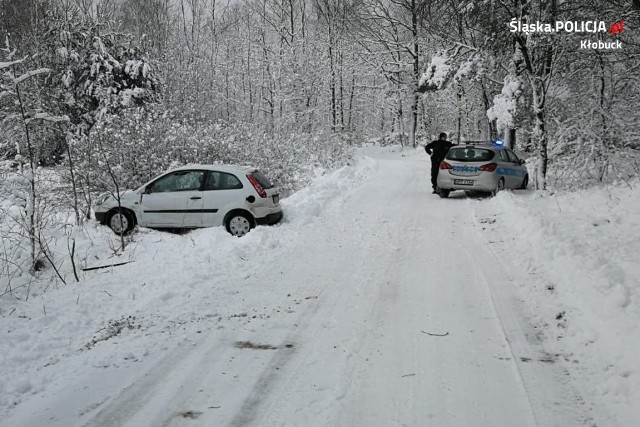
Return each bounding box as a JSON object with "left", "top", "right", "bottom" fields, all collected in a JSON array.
[{"left": 458, "top": 141, "right": 493, "bottom": 146}]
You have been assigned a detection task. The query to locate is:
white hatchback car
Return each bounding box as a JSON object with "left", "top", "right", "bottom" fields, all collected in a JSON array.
[
  {"left": 436, "top": 143, "right": 528, "bottom": 197},
  {"left": 94, "top": 165, "right": 282, "bottom": 237}
]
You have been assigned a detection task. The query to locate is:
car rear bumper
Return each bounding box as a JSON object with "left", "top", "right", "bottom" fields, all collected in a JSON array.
[
  {"left": 437, "top": 172, "right": 498, "bottom": 192},
  {"left": 255, "top": 211, "right": 283, "bottom": 226}
]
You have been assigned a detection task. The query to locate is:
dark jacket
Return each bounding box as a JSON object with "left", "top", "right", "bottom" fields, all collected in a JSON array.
[{"left": 425, "top": 139, "right": 454, "bottom": 163}]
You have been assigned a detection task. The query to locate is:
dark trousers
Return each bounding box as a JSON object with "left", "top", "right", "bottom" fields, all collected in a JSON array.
[{"left": 430, "top": 160, "right": 440, "bottom": 189}]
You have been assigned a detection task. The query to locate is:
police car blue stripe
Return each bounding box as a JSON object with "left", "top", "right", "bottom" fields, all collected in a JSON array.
[{"left": 496, "top": 167, "right": 526, "bottom": 177}]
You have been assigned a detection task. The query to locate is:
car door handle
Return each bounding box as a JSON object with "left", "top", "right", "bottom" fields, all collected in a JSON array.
[{"left": 190, "top": 196, "right": 202, "bottom": 200}]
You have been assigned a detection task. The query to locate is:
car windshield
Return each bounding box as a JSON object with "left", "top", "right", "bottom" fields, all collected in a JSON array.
[
  {"left": 446, "top": 148, "right": 495, "bottom": 162},
  {"left": 251, "top": 170, "right": 274, "bottom": 189}
]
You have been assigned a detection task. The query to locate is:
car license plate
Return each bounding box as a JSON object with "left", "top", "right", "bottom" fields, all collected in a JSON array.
[
  {"left": 272, "top": 194, "right": 279, "bottom": 204},
  {"left": 454, "top": 179, "right": 474, "bottom": 186}
]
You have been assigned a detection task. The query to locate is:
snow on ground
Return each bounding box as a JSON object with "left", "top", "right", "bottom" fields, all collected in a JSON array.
[
  {"left": 0, "top": 155, "right": 377, "bottom": 426},
  {"left": 474, "top": 183, "right": 640, "bottom": 427},
  {"left": 0, "top": 146, "right": 638, "bottom": 427}
]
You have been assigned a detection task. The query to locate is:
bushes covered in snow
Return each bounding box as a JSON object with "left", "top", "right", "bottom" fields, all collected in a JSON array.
[
  {"left": 83, "top": 108, "right": 356, "bottom": 198},
  {"left": 547, "top": 144, "right": 640, "bottom": 190}
]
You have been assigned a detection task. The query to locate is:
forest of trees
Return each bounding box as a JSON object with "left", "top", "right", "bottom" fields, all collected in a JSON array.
[{"left": 2, "top": 0, "right": 640, "bottom": 188}]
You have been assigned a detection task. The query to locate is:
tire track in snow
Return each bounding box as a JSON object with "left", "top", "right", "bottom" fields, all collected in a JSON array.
[
  {"left": 325, "top": 182, "right": 533, "bottom": 426},
  {"left": 242, "top": 155, "right": 539, "bottom": 427},
  {"left": 209, "top": 157, "right": 414, "bottom": 427},
  {"left": 226, "top": 175, "right": 399, "bottom": 426},
  {"left": 466, "top": 203, "right": 596, "bottom": 427},
  {"left": 245, "top": 153, "right": 592, "bottom": 427}
]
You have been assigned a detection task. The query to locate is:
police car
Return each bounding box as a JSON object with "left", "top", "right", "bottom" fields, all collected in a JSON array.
[{"left": 436, "top": 141, "right": 528, "bottom": 198}]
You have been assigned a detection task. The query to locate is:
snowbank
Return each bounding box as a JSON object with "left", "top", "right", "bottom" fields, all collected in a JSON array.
[
  {"left": 0, "top": 152, "right": 377, "bottom": 421},
  {"left": 476, "top": 184, "right": 640, "bottom": 426}
]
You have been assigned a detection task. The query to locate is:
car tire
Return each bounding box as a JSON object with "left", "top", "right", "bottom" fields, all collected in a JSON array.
[
  {"left": 107, "top": 208, "right": 135, "bottom": 235},
  {"left": 491, "top": 178, "right": 505, "bottom": 197},
  {"left": 438, "top": 188, "right": 450, "bottom": 198},
  {"left": 519, "top": 174, "right": 529, "bottom": 190},
  {"left": 226, "top": 211, "right": 254, "bottom": 237}
]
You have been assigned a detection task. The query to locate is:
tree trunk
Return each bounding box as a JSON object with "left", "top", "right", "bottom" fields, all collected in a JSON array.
[
  {"left": 14, "top": 82, "right": 37, "bottom": 269},
  {"left": 410, "top": 0, "right": 419, "bottom": 147},
  {"left": 339, "top": 51, "right": 345, "bottom": 131},
  {"left": 409, "top": 92, "right": 417, "bottom": 147},
  {"left": 65, "top": 133, "right": 81, "bottom": 225},
  {"left": 505, "top": 128, "right": 516, "bottom": 150},
  {"left": 532, "top": 83, "right": 547, "bottom": 190},
  {"left": 480, "top": 80, "right": 497, "bottom": 140},
  {"left": 397, "top": 96, "right": 405, "bottom": 146},
  {"left": 328, "top": 35, "right": 337, "bottom": 131},
  {"left": 347, "top": 68, "right": 356, "bottom": 131},
  {"left": 456, "top": 84, "right": 462, "bottom": 144}
]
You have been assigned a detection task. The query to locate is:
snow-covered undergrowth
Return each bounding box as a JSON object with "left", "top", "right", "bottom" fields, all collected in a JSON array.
[
  {"left": 0, "top": 152, "right": 377, "bottom": 419},
  {"left": 548, "top": 147, "right": 640, "bottom": 190},
  {"left": 0, "top": 163, "right": 74, "bottom": 293},
  {"left": 91, "top": 112, "right": 357, "bottom": 197},
  {"left": 523, "top": 147, "right": 640, "bottom": 191},
  {"left": 476, "top": 183, "right": 640, "bottom": 425}
]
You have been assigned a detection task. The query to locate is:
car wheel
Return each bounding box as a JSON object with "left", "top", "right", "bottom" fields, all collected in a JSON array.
[
  {"left": 438, "top": 188, "right": 450, "bottom": 198},
  {"left": 226, "top": 212, "right": 254, "bottom": 237},
  {"left": 491, "top": 178, "right": 505, "bottom": 197},
  {"left": 519, "top": 174, "right": 529, "bottom": 190},
  {"left": 107, "top": 209, "right": 135, "bottom": 235}
]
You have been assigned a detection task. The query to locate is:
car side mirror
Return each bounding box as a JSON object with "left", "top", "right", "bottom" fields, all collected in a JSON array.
[
  {"left": 518, "top": 159, "right": 526, "bottom": 166},
  {"left": 144, "top": 185, "right": 153, "bottom": 194}
]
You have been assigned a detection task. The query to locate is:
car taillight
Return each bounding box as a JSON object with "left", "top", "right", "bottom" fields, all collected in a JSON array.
[
  {"left": 247, "top": 174, "right": 267, "bottom": 198},
  {"left": 479, "top": 163, "right": 497, "bottom": 172},
  {"left": 440, "top": 161, "right": 453, "bottom": 170}
]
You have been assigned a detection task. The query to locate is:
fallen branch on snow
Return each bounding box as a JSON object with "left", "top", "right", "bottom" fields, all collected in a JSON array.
[
  {"left": 421, "top": 330, "right": 449, "bottom": 337},
  {"left": 81, "top": 261, "right": 134, "bottom": 271}
]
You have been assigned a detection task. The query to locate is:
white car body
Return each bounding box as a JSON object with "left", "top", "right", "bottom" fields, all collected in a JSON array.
[
  {"left": 94, "top": 165, "right": 282, "bottom": 236},
  {"left": 436, "top": 143, "right": 529, "bottom": 196}
]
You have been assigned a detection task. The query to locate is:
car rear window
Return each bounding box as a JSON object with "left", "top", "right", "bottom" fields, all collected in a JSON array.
[
  {"left": 204, "top": 171, "right": 243, "bottom": 190},
  {"left": 250, "top": 170, "right": 274, "bottom": 189},
  {"left": 446, "top": 148, "right": 495, "bottom": 162}
]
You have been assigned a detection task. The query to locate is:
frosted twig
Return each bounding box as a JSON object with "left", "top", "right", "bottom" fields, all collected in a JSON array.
[{"left": 421, "top": 330, "right": 449, "bottom": 337}]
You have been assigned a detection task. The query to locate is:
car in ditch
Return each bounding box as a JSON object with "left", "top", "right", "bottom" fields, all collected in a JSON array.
[
  {"left": 94, "top": 165, "right": 282, "bottom": 237},
  {"left": 436, "top": 142, "right": 528, "bottom": 198}
]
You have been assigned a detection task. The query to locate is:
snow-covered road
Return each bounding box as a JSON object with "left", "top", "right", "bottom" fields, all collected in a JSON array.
[{"left": 3, "top": 148, "right": 596, "bottom": 426}]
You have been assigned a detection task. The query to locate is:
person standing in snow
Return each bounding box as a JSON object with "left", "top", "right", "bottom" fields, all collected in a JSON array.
[{"left": 425, "top": 132, "right": 454, "bottom": 194}]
